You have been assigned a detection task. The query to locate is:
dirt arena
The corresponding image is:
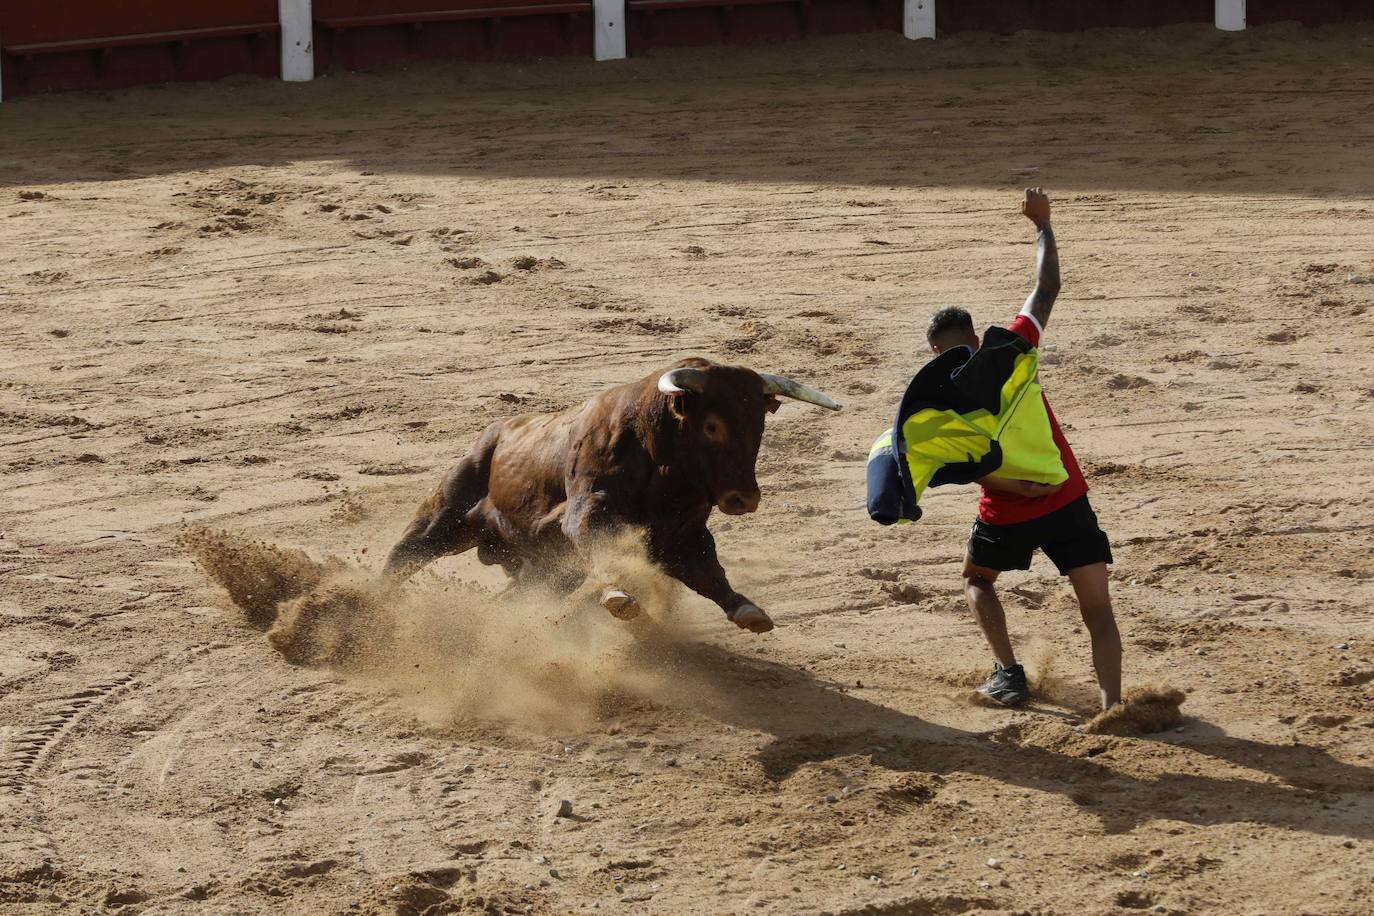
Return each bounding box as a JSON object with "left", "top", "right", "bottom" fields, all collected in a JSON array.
[{"left": 3, "top": 21, "right": 1373, "bottom": 915}]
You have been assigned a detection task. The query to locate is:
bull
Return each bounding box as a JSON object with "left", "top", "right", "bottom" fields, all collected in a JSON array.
[{"left": 382, "top": 358, "right": 840, "bottom": 632}]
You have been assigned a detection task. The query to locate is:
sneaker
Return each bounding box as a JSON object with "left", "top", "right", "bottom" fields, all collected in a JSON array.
[{"left": 976, "top": 662, "right": 1030, "bottom": 707}]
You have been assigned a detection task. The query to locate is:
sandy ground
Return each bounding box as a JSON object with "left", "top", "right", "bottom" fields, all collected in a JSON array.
[{"left": 3, "top": 21, "right": 1374, "bottom": 915}]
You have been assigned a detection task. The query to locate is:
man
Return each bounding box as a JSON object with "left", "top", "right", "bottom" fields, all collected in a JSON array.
[{"left": 926, "top": 188, "right": 1121, "bottom": 711}]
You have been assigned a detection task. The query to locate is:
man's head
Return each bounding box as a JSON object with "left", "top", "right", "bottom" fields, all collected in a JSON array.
[{"left": 927, "top": 306, "right": 979, "bottom": 355}]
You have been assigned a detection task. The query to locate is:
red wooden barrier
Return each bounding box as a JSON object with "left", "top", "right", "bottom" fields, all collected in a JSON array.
[
  {"left": 4, "top": 1, "right": 1374, "bottom": 98},
  {"left": 0, "top": 0, "right": 279, "bottom": 97},
  {"left": 311, "top": 0, "right": 595, "bottom": 70},
  {"left": 933, "top": 0, "right": 1214, "bottom": 35},
  {"left": 1250, "top": 0, "right": 1374, "bottom": 26},
  {"left": 626, "top": 0, "right": 899, "bottom": 51}
]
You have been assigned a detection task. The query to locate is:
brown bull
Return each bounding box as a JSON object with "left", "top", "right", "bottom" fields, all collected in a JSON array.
[{"left": 382, "top": 358, "right": 840, "bottom": 632}]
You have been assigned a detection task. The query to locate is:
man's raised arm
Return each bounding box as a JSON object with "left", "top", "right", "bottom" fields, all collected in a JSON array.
[{"left": 1021, "top": 187, "right": 1060, "bottom": 332}]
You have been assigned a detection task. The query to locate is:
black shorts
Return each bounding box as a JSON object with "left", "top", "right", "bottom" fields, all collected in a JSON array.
[{"left": 967, "top": 495, "right": 1113, "bottom": 576}]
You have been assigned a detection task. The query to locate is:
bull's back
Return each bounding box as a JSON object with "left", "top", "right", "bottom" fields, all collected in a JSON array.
[{"left": 484, "top": 411, "right": 577, "bottom": 524}]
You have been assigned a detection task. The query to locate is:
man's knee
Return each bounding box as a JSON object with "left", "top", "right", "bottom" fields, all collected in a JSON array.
[{"left": 962, "top": 559, "right": 1001, "bottom": 590}]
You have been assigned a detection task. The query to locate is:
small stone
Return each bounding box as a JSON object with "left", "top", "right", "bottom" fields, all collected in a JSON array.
[
  {"left": 461, "top": 764, "right": 475, "bottom": 774},
  {"left": 978, "top": 881, "right": 992, "bottom": 889},
  {"left": 550, "top": 868, "right": 561, "bottom": 879},
  {"left": 535, "top": 856, "right": 548, "bottom": 865},
  {"left": 1333, "top": 643, "right": 1350, "bottom": 650},
  {"left": 987, "top": 858, "right": 1002, "bottom": 869},
  {"left": 556, "top": 799, "right": 574, "bottom": 818},
  {"left": 823, "top": 794, "right": 838, "bottom": 804},
  {"left": 836, "top": 864, "right": 846, "bottom": 871},
  {"left": 1152, "top": 907, "right": 1167, "bottom": 914},
  {"left": 1134, "top": 869, "right": 1149, "bottom": 878}
]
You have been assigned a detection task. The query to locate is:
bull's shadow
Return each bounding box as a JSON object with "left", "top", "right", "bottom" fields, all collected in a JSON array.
[{"left": 629, "top": 638, "right": 1374, "bottom": 841}]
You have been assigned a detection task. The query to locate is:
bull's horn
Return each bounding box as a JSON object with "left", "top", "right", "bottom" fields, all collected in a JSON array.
[
  {"left": 657, "top": 367, "right": 709, "bottom": 396},
  {"left": 759, "top": 373, "right": 842, "bottom": 411}
]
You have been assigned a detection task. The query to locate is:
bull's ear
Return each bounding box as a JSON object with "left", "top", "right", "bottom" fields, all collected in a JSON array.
[
  {"left": 765, "top": 396, "right": 781, "bottom": 415},
  {"left": 668, "top": 393, "right": 690, "bottom": 420}
]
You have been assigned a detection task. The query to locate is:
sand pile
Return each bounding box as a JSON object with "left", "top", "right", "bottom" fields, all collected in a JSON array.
[{"left": 1082, "top": 685, "right": 1187, "bottom": 735}]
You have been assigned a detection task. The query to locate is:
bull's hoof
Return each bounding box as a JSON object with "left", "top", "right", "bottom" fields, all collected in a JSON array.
[
  {"left": 600, "top": 588, "right": 642, "bottom": 621},
  {"left": 729, "top": 603, "right": 774, "bottom": 634}
]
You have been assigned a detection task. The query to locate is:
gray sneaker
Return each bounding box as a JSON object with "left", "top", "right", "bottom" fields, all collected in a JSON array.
[{"left": 976, "top": 662, "right": 1030, "bottom": 706}]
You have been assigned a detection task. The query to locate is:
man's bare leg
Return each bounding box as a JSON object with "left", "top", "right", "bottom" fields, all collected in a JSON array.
[
  {"left": 1067, "top": 562, "right": 1122, "bottom": 709},
  {"left": 963, "top": 558, "right": 1016, "bottom": 668}
]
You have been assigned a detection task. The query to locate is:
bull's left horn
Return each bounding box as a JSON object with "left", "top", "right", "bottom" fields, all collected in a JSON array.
[
  {"left": 759, "top": 373, "right": 842, "bottom": 411},
  {"left": 658, "top": 367, "right": 709, "bottom": 396}
]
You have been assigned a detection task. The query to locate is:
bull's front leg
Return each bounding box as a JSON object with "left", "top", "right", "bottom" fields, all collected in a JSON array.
[{"left": 654, "top": 526, "right": 773, "bottom": 634}]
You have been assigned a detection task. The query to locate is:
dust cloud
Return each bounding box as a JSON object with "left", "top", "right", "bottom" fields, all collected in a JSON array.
[
  {"left": 1022, "top": 638, "right": 1101, "bottom": 709},
  {"left": 180, "top": 527, "right": 710, "bottom": 732}
]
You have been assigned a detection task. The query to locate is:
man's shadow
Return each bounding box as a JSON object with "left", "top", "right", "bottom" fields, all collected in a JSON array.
[{"left": 628, "top": 638, "right": 1373, "bottom": 840}]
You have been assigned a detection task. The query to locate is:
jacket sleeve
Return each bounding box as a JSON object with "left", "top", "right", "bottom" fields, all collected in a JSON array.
[
  {"left": 929, "top": 441, "right": 1003, "bottom": 487},
  {"left": 866, "top": 431, "right": 921, "bottom": 525}
]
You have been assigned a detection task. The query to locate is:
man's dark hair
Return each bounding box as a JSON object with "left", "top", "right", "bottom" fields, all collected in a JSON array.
[{"left": 926, "top": 306, "right": 975, "bottom": 346}]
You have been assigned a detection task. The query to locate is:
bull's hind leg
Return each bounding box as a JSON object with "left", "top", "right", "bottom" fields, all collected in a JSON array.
[
  {"left": 382, "top": 498, "right": 484, "bottom": 586},
  {"left": 381, "top": 428, "right": 498, "bottom": 586}
]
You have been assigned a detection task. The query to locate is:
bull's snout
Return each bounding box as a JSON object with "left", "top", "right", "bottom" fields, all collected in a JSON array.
[{"left": 718, "top": 489, "right": 761, "bottom": 516}]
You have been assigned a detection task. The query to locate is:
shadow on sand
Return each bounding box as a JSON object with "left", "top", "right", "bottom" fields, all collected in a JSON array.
[
  {"left": 2, "top": 25, "right": 1372, "bottom": 198},
  {"left": 638, "top": 639, "right": 1373, "bottom": 841}
]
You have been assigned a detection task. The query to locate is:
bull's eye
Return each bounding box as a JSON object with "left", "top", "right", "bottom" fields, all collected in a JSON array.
[{"left": 703, "top": 417, "right": 727, "bottom": 442}]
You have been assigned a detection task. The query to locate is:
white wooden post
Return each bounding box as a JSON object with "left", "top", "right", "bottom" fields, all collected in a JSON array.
[
  {"left": 593, "top": 0, "right": 625, "bottom": 61},
  {"left": 904, "top": 0, "right": 936, "bottom": 40},
  {"left": 1215, "top": 0, "right": 1245, "bottom": 31},
  {"left": 279, "top": 0, "right": 315, "bottom": 81}
]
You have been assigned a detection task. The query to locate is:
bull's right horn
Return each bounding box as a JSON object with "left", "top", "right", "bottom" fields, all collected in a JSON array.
[
  {"left": 759, "top": 373, "right": 842, "bottom": 411},
  {"left": 658, "top": 367, "right": 709, "bottom": 396}
]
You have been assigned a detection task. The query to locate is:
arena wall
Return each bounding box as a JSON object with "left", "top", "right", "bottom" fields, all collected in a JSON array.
[{"left": 2, "top": 0, "right": 1371, "bottom": 99}]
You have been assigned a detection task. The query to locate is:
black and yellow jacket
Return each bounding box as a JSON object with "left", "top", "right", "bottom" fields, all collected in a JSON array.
[{"left": 867, "top": 327, "right": 1068, "bottom": 524}]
